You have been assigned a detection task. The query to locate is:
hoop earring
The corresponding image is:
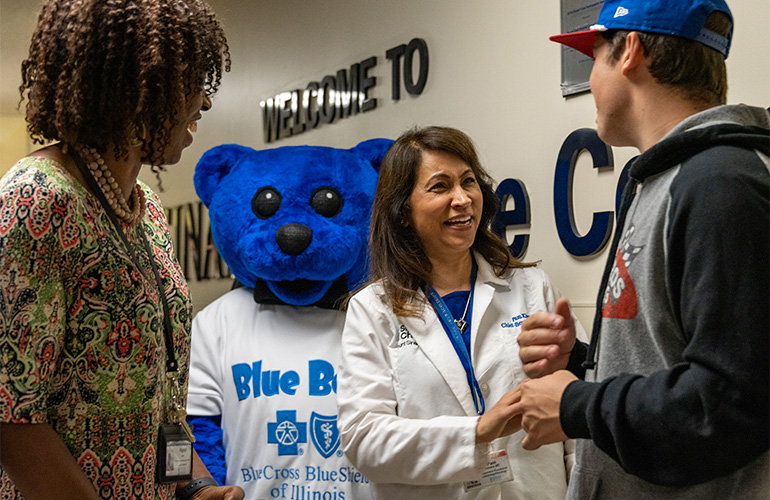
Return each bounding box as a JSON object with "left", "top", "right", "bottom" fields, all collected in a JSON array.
[{"left": 129, "top": 124, "right": 147, "bottom": 147}]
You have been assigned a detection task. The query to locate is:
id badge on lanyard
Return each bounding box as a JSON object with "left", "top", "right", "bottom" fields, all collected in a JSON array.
[
  {"left": 70, "top": 149, "right": 194, "bottom": 483},
  {"left": 157, "top": 374, "right": 196, "bottom": 483}
]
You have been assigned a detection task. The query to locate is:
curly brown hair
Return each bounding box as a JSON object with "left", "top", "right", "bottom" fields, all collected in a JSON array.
[
  {"left": 368, "top": 126, "right": 535, "bottom": 318},
  {"left": 20, "top": 0, "right": 230, "bottom": 165}
]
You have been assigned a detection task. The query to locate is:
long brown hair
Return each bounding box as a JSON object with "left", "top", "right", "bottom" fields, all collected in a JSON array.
[
  {"left": 367, "top": 126, "right": 534, "bottom": 317},
  {"left": 20, "top": 0, "right": 230, "bottom": 165}
]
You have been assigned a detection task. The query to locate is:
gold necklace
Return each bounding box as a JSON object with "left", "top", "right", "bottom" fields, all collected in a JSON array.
[{"left": 77, "top": 146, "right": 146, "bottom": 226}]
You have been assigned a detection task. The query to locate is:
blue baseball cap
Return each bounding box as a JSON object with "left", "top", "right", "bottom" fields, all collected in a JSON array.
[{"left": 550, "top": 0, "right": 733, "bottom": 59}]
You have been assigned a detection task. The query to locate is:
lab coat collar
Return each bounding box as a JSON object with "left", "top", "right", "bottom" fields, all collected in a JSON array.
[
  {"left": 472, "top": 250, "right": 510, "bottom": 289},
  {"left": 400, "top": 251, "right": 509, "bottom": 416}
]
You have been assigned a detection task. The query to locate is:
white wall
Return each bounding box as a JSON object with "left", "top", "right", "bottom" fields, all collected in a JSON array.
[
  {"left": 2, "top": 0, "right": 768, "bottom": 322},
  {"left": 137, "top": 0, "right": 767, "bottom": 324}
]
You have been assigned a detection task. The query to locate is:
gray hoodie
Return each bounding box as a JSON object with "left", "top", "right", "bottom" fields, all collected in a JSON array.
[{"left": 563, "top": 104, "right": 770, "bottom": 499}]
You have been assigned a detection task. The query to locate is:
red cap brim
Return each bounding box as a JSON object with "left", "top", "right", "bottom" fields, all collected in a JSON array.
[{"left": 549, "top": 30, "right": 600, "bottom": 58}]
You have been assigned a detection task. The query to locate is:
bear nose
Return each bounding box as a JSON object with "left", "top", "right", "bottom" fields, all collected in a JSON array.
[{"left": 275, "top": 223, "right": 313, "bottom": 255}]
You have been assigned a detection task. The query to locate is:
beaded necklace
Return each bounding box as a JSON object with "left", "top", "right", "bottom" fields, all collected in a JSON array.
[{"left": 76, "top": 146, "right": 147, "bottom": 226}]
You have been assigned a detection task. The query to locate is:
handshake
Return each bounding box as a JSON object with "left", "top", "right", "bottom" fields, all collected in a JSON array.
[{"left": 475, "top": 298, "right": 580, "bottom": 448}]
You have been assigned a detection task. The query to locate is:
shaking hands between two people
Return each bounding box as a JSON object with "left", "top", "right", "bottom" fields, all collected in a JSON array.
[{"left": 475, "top": 299, "right": 578, "bottom": 449}]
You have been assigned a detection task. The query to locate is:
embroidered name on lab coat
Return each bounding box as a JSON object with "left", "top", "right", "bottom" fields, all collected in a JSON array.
[{"left": 395, "top": 325, "right": 417, "bottom": 348}]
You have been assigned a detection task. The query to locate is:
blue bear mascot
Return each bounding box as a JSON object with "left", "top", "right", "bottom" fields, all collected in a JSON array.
[{"left": 187, "top": 138, "right": 392, "bottom": 500}]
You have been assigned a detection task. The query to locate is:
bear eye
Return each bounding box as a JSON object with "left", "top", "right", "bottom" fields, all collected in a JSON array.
[
  {"left": 310, "top": 186, "right": 343, "bottom": 217},
  {"left": 252, "top": 187, "right": 282, "bottom": 219}
]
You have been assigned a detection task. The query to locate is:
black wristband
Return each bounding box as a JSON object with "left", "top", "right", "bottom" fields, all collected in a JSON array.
[{"left": 176, "top": 476, "right": 218, "bottom": 500}]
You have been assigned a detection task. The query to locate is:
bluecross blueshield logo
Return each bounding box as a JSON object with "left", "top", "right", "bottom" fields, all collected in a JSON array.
[
  {"left": 310, "top": 412, "right": 340, "bottom": 458},
  {"left": 267, "top": 410, "right": 307, "bottom": 455}
]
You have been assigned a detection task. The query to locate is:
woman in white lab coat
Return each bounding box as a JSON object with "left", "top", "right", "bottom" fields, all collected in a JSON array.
[{"left": 338, "top": 126, "right": 583, "bottom": 500}]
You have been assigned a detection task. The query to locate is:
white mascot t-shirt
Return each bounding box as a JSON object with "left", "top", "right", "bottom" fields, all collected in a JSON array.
[{"left": 187, "top": 287, "right": 374, "bottom": 500}]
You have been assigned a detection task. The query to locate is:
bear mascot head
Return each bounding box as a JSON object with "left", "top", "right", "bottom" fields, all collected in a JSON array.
[{"left": 194, "top": 138, "right": 393, "bottom": 307}]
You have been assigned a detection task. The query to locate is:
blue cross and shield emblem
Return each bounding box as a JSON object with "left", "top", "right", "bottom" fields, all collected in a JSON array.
[
  {"left": 267, "top": 410, "right": 307, "bottom": 456},
  {"left": 310, "top": 412, "right": 340, "bottom": 458}
]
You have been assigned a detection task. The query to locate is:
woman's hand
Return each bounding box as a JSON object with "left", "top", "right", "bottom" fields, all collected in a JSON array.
[
  {"left": 511, "top": 371, "right": 577, "bottom": 450},
  {"left": 475, "top": 388, "right": 523, "bottom": 444},
  {"left": 180, "top": 452, "right": 245, "bottom": 500},
  {"left": 192, "top": 485, "right": 245, "bottom": 500}
]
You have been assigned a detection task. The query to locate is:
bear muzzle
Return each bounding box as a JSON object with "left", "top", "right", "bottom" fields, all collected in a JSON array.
[{"left": 275, "top": 223, "right": 313, "bottom": 255}]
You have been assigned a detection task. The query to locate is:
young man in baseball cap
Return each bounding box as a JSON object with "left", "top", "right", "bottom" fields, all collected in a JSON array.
[{"left": 513, "top": 0, "right": 769, "bottom": 498}]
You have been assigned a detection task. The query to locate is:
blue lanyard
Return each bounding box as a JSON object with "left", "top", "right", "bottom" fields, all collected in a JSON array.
[{"left": 425, "top": 259, "right": 485, "bottom": 415}]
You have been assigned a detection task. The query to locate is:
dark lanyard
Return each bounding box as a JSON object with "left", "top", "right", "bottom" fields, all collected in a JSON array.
[
  {"left": 425, "top": 258, "right": 485, "bottom": 415},
  {"left": 70, "top": 149, "right": 179, "bottom": 373}
]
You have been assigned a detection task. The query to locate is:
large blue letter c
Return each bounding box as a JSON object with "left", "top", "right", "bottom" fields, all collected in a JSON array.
[{"left": 553, "top": 129, "right": 614, "bottom": 257}]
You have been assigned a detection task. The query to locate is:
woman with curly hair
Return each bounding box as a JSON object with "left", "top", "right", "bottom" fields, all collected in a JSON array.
[{"left": 0, "top": 1, "right": 242, "bottom": 499}]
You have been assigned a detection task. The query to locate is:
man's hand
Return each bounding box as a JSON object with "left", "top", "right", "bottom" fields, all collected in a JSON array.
[
  {"left": 475, "top": 388, "right": 523, "bottom": 444},
  {"left": 518, "top": 298, "right": 577, "bottom": 378},
  {"left": 512, "top": 370, "right": 576, "bottom": 450}
]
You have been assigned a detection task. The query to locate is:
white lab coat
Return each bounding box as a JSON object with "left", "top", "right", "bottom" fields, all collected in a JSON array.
[{"left": 338, "top": 253, "right": 585, "bottom": 500}]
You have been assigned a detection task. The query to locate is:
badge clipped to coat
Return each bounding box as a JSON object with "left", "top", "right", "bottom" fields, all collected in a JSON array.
[{"left": 463, "top": 450, "right": 514, "bottom": 492}]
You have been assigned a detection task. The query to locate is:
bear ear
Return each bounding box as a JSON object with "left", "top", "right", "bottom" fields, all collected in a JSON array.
[
  {"left": 194, "top": 144, "right": 254, "bottom": 206},
  {"left": 350, "top": 138, "right": 394, "bottom": 172}
]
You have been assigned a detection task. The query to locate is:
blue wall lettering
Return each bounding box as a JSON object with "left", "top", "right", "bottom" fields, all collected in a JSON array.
[
  {"left": 493, "top": 178, "right": 531, "bottom": 259},
  {"left": 553, "top": 128, "right": 614, "bottom": 257}
]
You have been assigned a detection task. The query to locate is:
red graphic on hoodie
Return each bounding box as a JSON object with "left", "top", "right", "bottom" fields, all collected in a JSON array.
[{"left": 602, "top": 226, "right": 641, "bottom": 320}]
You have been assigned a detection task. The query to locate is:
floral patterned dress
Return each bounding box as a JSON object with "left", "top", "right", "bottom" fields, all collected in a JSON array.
[{"left": 0, "top": 157, "right": 192, "bottom": 500}]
